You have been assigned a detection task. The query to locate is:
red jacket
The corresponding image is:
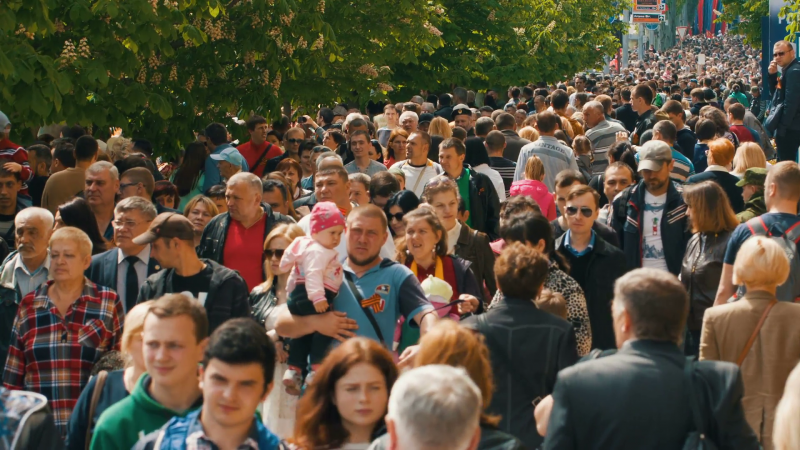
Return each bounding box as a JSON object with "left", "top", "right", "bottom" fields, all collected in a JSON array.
[{"left": 0, "top": 139, "right": 32, "bottom": 194}]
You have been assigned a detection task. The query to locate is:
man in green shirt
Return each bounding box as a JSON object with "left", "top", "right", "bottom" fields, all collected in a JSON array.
[
  {"left": 434, "top": 137, "right": 500, "bottom": 240},
  {"left": 90, "top": 294, "right": 208, "bottom": 450}
]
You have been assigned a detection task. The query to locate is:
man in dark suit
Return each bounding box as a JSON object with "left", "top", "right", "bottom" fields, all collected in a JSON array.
[
  {"left": 542, "top": 269, "right": 758, "bottom": 450},
  {"left": 86, "top": 197, "right": 161, "bottom": 313},
  {"left": 768, "top": 40, "right": 800, "bottom": 162},
  {"left": 494, "top": 113, "right": 531, "bottom": 163},
  {"left": 614, "top": 87, "right": 638, "bottom": 133}
]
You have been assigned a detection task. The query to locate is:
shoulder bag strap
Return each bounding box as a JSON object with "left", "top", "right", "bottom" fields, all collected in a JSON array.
[
  {"left": 684, "top": 358, "right": 707, "bottom": 436},
  {"left": 251, "top": 143, "right": 274, "bottom": 175},
  {"left": 343, "top": 272, "right": 386, "bottom": 347},
  {"left": 736, "top": 299, "right": 778, "bottom": 366},
  {"left": 85, "top": 370, "right": 109, "bottom": 449}
]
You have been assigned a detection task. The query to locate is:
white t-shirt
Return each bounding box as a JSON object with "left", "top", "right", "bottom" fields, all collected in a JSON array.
[
  {"left": 642, "top": 191, "right": 668, "bottom": 271},
  {"left": 391, "top": 160, "right": 442, "bottom": 198}
]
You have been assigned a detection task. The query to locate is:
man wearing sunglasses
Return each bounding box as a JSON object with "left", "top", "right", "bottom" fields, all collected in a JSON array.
[
  {"left": 767, "top": 40, "right": 800, "bottom": 162},
  {"left": 555, "top": 185, "right": 628, "bottom": 351},
  {"left": 265, "top": 127, "right": 306, "bottom": 174},
  {"left": 136, "top": 212, "right": 250, "bottom": 334}
]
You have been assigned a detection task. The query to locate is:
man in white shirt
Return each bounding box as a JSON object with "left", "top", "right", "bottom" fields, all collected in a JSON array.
[{"left": 391, "top": 131, "right": 442, "bottom": 198}]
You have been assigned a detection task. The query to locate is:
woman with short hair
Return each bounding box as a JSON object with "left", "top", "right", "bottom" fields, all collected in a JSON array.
[
  {"left": 3, "top": 227, "right": 123, "bottom": 438},
  {"left": 383, "top": 190, "right": 419, "bottom": 239},
  {"left": 491, "top": 211, "right": 592, "bottom": 356},
  {"left": 680, "top": 181, "right": 739, "bottom": 356},
  {"left": 701, "top": 236, "right": 800, "bottom": 449},
  {"left": 732, "top": 142, "right": 768, "bottom": 178},
  {"left": 66, "top": 300, "right": 152, "bottom": 450},
  {"left": 182, "top": 195, "right": 219, "bottom": 248}
]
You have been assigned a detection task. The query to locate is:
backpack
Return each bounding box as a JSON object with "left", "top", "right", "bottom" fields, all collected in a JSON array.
[{"left": 740, "top": 217, "right": 800, "bottom": 301}]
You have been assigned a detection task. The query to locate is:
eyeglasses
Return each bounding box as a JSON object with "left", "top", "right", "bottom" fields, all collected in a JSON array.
[
  {"left": 286, "top": 139, "right": 303, "bottom": 144},
  {"left": 388, "top": 212, "right": 404, "bottom": 222},
  {"left": 119, "top": 182, "right": 139, "bottom": 191},
  {"left": 565, "top": 206, "right": 594, "bottom": 218},
  {"left": 264, "top": 249, "right": 285, "bottom": 259},
  {"left": 774, "top": 52, "right": 787, "bottom": 58}
]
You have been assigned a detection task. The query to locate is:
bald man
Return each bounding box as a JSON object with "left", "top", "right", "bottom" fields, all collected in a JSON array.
[{"left": 584, "top": 101, "right": 626, "bottom": 175}]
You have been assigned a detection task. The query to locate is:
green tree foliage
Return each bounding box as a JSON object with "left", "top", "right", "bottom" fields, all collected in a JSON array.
[
  {"left": 1, "top": 0, "right": 622, "bottom": 153},
  {"left": 718, "top": 0, "right": 767, "bottom": 46},
  {"left": 391, "top": 0, "right": 627, "bottom": 97}
]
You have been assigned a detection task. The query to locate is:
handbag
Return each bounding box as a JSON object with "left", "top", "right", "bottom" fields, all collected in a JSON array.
[
  {"left": 85, "top": 370, "right": 108, "bottom": 450},
  {"left": 764, "top": 87, "right": 783, "bottom": 134},
  {"left": 682, "top": 358, "right": 719, "bottom": 450},
  {"left": 250, "top": 286, "right": 278, "bottom": 327}
]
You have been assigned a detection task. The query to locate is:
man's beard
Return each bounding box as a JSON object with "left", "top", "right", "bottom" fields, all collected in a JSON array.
[{"left": 348, "top": 253, "right": 380, "bottom": 267}]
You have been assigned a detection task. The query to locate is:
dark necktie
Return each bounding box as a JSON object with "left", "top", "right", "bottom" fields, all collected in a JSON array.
[{"left": 124, "top": 256, "right": 140, "bottom": 313}]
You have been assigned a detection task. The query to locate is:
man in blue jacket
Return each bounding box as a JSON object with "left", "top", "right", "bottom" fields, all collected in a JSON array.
[
  {"left": 134, "top": 318, "right": 285, "bottom": 450},
  {"left": 202, "top": 123, "right": 249, "bottom": 193}
]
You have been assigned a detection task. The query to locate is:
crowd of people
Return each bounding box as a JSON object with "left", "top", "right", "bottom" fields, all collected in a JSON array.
[{"left": 0, "top": 33, "right": 797, "bottom": 449}]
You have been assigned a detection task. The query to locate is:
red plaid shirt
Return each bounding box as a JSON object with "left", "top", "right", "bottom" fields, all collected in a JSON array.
[{"left": 2, "top": 279, "right": 123, "bottom": 437}]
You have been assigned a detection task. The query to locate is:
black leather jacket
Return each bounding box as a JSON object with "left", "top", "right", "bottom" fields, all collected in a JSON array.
[{"left": 681, "top": 231, "right": 732, "bottom": 331}]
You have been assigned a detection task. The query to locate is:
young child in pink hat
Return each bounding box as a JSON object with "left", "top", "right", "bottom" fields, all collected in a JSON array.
[{"left": 279, "top": 201, "right": 345, "bottom": 394}]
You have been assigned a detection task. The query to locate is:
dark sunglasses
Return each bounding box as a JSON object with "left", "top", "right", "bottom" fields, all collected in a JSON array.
[
  {"left": 774, "top": 52, "right": 787, "bottom": 58},
  {"left": 565, "top": 206, "right": 594, "bottom": 218},
  {"left": 264, "top": 249, "right": 285, "bottom": 259},
  {"left": 286, "top": 138, "right": 303, "bottom": 144},
  {"left": 387, "top": 212, "right": 405, "bottom": 221},
  {"left": 118, "top": 182, "right": 139, "bottom": 190}
]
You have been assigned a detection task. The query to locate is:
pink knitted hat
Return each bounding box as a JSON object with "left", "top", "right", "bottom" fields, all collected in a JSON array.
[{"left": 310, "top": 201, "right": 346, "bottom": 235}]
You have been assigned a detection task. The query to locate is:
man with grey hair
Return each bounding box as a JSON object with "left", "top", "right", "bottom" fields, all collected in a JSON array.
[
  {"left": 542, "top": 268, "right": 758, "bottom": 449},
  {"left": 87, "top": 196, "right": 160, "bottom": 312},
  {"left": 382, "top": 365, "right": 482, "bottom": 450},
  {"left": 294, "top": 151, "right": 345, "bottom": 215},
  {"left": 399, "top": 111, "right": 419, "bottom": 134},
  {"left": 198, "top": 172, "right": 291, "bottom": 291},
  {"left": 583, "top": 100, "right": 626, "bottom": 175},
  {"left": 84, "top": 160, "right": 120, "bottom": 240},
  {"left": 0, "top": 207, "right": 54, "bottom": 364}
]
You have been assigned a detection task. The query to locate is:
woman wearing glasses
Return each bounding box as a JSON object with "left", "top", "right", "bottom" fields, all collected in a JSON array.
[
  {"left": 394, "top": 206, "right": 480, "bottom": 354},
  {"left": 248, "top": 223, "right": 304, "bottom": 439},
  {"left": 383, "top": 190, "right": 420, "bottom": 239}
]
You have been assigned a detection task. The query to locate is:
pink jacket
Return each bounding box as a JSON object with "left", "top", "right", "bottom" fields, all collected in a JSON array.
[
  {"left": 509, "top": 179, "right": 557, "bottom": 221},
  {"left": 279, "top": 236, "right": 343, "bottom": 304}
]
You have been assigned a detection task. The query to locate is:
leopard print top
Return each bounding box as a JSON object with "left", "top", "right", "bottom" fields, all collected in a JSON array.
[{"left": 491, "top": 261, "right": 592, "bottom": 356}]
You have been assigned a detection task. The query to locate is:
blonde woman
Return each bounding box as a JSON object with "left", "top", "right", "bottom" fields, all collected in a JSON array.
[
  {"left": 428, "top": 116, "right": 453, "bottom": 139},
  {"left": 733, "top": 142, "right": 769, "bottom": 178},
  {"left": 700, "top": 236, "right": 800, "bottom": 449},
  {"left": 518, "top": 126, "right": 540, "bottom": 142},
  {"left": 509, "top": 155, "right": 556, "bottom": 220},
  {"left": 774, "top": 362, "right": 800, "bottom": 450},
  {"left": 66, "top": 301, "right": 153, "bottom": 449},
  {"left": 249, "top": 223, "right": 305, "bottom": 438}
]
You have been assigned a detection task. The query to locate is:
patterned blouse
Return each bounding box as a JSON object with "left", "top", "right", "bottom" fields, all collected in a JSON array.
[
  {"left": 2, "top": 279, "right": 123, "bottom": 436},
  {"left": 491, "top": 261, "right": 592, "bottom": 356}
]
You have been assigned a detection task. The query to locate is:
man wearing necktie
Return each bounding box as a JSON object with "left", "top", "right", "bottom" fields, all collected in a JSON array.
[{"left": 86, "top": 196, "right": 162, "bottom": 312}]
